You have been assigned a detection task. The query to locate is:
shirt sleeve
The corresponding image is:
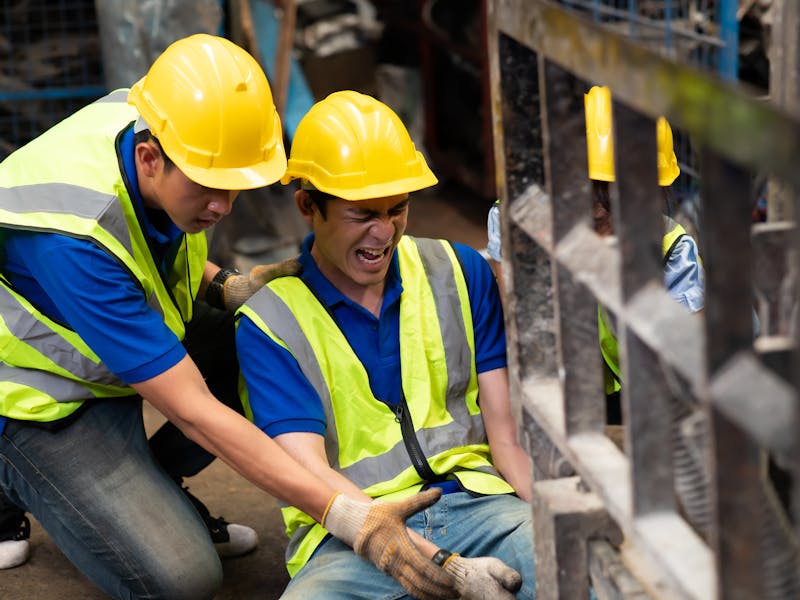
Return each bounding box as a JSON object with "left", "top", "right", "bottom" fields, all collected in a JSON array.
[
  {"left": 663, "top": 235, "right": 705, "bottom": 313},
  {"left": 453, "top": 242, "right": 507, "bottom": 373},
  {"left": 5, "top": 232, "right": 186, "bottom": 383},
  {"left": 236, "top": 314, "right": 327, "bottom": 437}
]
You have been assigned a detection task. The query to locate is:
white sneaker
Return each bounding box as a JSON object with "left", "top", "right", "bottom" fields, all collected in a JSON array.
[
  {"left": 0, "top": 539, "right": 30, "bottom": 569},
  {"left": 214, "top": 523, "right": 259, "bottom": 558},
  {"left": 181, "top": 486, "right": 258, "bottom": 558}
]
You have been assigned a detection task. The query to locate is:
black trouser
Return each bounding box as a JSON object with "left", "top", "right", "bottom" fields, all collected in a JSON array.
[{"left": 149, "top": 301, "right": 243, "bottom": 480}]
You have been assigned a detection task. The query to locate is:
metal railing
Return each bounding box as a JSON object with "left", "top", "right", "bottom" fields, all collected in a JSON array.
[
  {"left": 0, "top": 0, "right": 106, "bottom": 160},
  {"left": 487, "top": 0, "right": 799, "bottom": 597}
]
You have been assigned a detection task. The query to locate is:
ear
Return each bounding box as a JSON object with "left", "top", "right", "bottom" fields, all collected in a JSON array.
[
  {"left": 295, "top": 189, "right": 314, "bottom": 223},
  {"left": 135, "top": 140, "right": 162, "bottom": 177}
]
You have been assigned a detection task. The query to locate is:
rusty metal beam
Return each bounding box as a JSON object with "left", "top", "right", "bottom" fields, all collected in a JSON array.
[{"left": 494, "top": 0, "right": 800, "bottom": 188}]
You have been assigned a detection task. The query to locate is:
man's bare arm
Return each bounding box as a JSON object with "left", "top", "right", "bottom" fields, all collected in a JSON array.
[{"left": 478, "top": 367, "right": 533, "bottom": 502}]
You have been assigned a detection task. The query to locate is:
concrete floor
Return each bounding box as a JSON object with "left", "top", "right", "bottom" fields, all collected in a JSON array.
[{"left": 0, "top": 181, "right": 492, "bottom": 600}]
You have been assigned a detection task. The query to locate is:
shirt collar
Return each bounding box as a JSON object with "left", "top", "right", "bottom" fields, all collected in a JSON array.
[{"left": 298, "top": 233, "right": 403, "bottom": 313}]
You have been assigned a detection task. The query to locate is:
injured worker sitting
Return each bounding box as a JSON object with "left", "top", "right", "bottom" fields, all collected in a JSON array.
[{"left": 235, "top": 90, "right": 537, "bottom": 599}]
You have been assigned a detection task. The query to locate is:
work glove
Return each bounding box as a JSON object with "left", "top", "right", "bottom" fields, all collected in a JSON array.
[
  {"left": 441, "top": 553, "right": 522, "bottom": 599},
  {"left": 322, "top": 489, "right": 458, "bottom": 600},
  {"left": 221, "top": 258, "right": 301, "bottom": 311}
]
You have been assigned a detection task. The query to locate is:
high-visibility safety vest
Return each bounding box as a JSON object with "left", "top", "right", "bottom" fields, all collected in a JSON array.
[
  {"left": 598, "top": 217, "right": 687, "bottom": 394},
  {"left": 0, "top": 90, "right": 207, "bottom": 422},
  {"left": 237, "top": 236, "right": 514, "bottom": 576}
]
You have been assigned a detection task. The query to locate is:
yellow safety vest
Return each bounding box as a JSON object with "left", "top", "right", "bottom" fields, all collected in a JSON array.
[
  {"left": 237, "top": 235, "right": 513, "bottom": 576},
  {"left": 598, "top": 217, "right": 688, "bottom": 393},
  {"left": 0, "top": 90, "right": 206, "bottom": 422}
]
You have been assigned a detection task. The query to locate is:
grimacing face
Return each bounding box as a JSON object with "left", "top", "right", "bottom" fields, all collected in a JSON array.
[{"left": 308, "top": 193, "right": 410, "bottom": 294}]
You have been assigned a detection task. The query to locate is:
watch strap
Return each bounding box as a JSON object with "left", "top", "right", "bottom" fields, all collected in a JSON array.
[{"left": 206, "top": 267, "right": 240, "bottom": 310}]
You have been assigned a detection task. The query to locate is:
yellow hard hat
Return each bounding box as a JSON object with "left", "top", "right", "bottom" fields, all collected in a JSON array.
[
  {"left": 584, "top": 86, "right": 616, "bottom": 182},
  {"left": 656, "top": 116, "right": 680, "bottom": 186},
  {"left": 281, "top": 90, "right": 437, "bottom": 200},
  {"left": 128, "top": 33, "right": 286, "bottom": 190}
]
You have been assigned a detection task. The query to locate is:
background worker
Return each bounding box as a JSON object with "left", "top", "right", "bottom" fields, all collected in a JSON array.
[
  {"left": 486, "top": 86, "right": 704, "bottom": 426},
  {"left": 584, "top": 85, "right": 705, "bottom": 423},
  {"left": 0, "top": 35, "right": 457, "bottom": 600},
  {"left": 235, "top": 90, "right": 534, "bottom": 599}
]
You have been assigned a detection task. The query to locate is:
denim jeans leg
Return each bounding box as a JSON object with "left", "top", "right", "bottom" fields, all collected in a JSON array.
[
  {"left": 281, "top": 537, "right": 409, "bottom": 600},
  {"left": 0, "top": 396, "right": 222, "bottom": 600},
  {"left": 283, "top": 492, "right": 537, "bottom": 600},
  {"left": 406, "top": 492, "right": 536, "bottom": 600},
  {"left": 149, "top": 301, "right": 241, "bottom": 480}
]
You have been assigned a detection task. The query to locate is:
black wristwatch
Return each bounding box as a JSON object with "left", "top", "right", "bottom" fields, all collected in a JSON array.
[
  {"left": 431, "top": 548, "right": 453, "bottom": 566},
  {"left": 205, "top": 267, "right": 240, "bottom": 310}
]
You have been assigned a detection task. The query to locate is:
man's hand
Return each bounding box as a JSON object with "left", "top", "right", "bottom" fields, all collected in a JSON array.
[
  {"left": 222, "top": 258, "right": 301, "bottom": 310},
  {"left": 442, "top": 554, "right": 522, "bottom": 599},
  {"left": 323, "top": 489, "right": 458, "bottom": 600}
]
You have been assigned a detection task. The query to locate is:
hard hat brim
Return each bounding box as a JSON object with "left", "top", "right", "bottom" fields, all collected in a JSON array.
[
  {"left": 179, "top": 137, "right": 287, "bottom": 190},
  {"left": 281, "top": 169, "right": 438, "bottom": 201}
]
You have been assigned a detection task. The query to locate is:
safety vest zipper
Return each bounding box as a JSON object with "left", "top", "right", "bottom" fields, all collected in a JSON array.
[{"left": 394, "top": 393, "right": 443, "bottom": 483}]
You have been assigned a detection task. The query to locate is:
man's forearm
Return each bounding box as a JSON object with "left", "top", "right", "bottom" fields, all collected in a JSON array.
[{"left": 133, "top": 355, "right": 336, "bottom": 520}]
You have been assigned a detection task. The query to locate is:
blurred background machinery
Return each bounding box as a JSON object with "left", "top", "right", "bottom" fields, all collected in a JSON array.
[
  {"left": 0, "top": 0, "right": 105, "bottom": 159},
  {"left": 0, "top": 0, "right": 777, "bottom": 202}
]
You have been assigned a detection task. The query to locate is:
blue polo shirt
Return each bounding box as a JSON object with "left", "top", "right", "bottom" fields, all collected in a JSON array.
[
  {"left": 236, "top": 233, "right": 507, "bottom": 438},
  {"left": 0, "top": 127, "right": 187, "bottom": 433}
]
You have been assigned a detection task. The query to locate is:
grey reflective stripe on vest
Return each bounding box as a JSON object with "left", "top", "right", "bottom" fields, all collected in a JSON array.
[
  {"left": 245, "top": 286, "right": 340, "bottom": 468},
  {"left": 0, "top": 363, "right": 108, "bottom": 401},
  {"left": 0, "top": 183, "right": 132, "bottom": 254},
  {"left": 413, "top": 238, "right": 474, "bottom": 422},
  {"left": 0, "top": 285, "right": 126, "bottom": 388},
  {"left": 285, "top": 523, "right": 316, "bottom": 564},
  {"left": 95, "top": 89, "right": 128, "bottom": 103},
  {"left": 0, "top": 182, "right": 163, "bottom": 316}
]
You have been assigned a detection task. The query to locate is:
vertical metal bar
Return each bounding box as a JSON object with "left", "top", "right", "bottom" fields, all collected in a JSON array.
[
  {"left": 718, "top": 0, "right": 739, "bottom": 81},
  {"left": 541, "top": 61, "right": 592, "bottom": 246},
  {"left": 711, "top": 412, "right": 765, "bottom": 599},
  {"left": 610, "top": 101, "right": 661, "bottom": 299},
  {"left": 699, "top": 149, "right": 754, "bottom": 373},
  {"left": 540, "top": 59, "right": 605, "bottom": 434},
  {"left": 532, "top": 477, "right": 617, "bottom": 600},
  {"left": 700, "top": 148, "right": 764, "bottom": 598},
  {"left": 613, "top": 100, "right": 676, "bottom": 515},
  {"left": 627, "top": 0, "right": 636, "bottom": 38},
  {"left": 767, "top": 0, "right": 800, "bottom": 222},
  {"left": 664, "top": 0, "right": 673, "bottom": 55},
  {"left": 490, "top": 27, "right": 555, "bottom": 422}
]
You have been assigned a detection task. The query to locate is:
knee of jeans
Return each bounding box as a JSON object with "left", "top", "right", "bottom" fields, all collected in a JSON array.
[{"left": 142, "top": 547, "right": 223, "bottom": 600}]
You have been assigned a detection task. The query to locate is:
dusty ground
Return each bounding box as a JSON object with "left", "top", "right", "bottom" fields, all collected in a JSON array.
[{"left": 0, "top": 183, "right": 491, "bottom": 599}]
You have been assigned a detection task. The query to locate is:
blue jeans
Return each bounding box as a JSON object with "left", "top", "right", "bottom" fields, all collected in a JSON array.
[
  {"left": 0, "top": 303, "right": 239, "bottom": 599},
  {"left": 282, "top": 492, "right": 536, "bottom": 600},
  {"left": 0, "top": 396, "right": 221, "bottom": 599}
]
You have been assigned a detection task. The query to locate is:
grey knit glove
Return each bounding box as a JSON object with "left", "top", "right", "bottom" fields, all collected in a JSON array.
[
  {"left": 322, "top": 491, "right": 458, "bottom": 600},
  {"left": 442, "top": 553, "right": 522, "bottom": 599},
  {"left": 221, "top": 258, "right": 301, "bottom": 310}
]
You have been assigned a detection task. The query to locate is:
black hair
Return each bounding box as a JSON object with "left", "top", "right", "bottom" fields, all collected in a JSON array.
[
  {"left": 304, "top": 187, "right": 336, "bottom": 219},
  {"left": 133, "top": 129, "right": 175, "bottom": 172}
]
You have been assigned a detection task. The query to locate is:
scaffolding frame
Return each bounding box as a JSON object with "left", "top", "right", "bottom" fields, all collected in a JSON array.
[{"left": 488, "top": 1, "right": 799, "bottom": 597}]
